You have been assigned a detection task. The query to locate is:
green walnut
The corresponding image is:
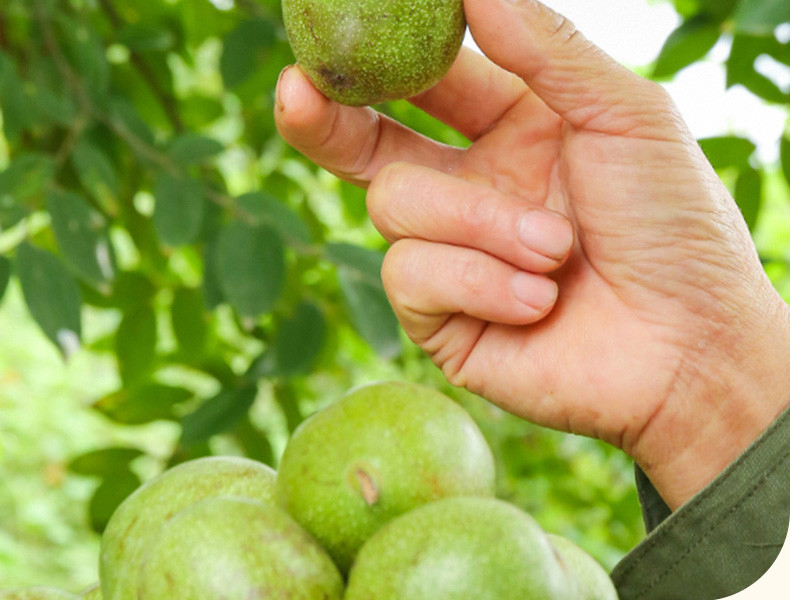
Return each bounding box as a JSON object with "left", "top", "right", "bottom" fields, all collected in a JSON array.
[
  {"left": 282, "top": 0, "right": 466, "bottom": 106},
  {"left": 345, "top": 496, "right": 576, "bottom": 600},
  {"left": 137, "top": 497, "right": 344, "bottom": 599},
  {"left": 100, "top": 456, "right": 276, "bottom": 600},
  {"left": 275, "top": 380, "right": 496, "bottom": 574}
]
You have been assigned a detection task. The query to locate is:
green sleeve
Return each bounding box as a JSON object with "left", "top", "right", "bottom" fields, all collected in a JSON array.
[{"left": 611, "top": 405, "right": 790, "bottom": 600}]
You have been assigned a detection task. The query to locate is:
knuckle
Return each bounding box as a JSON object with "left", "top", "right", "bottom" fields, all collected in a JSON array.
[
  {"left": 456, "top": 256, "right": 488, "bottom": 297},
  {"left": 380, "top": 240, "right": 413, "bottom": 298},
  {"left": 367, "top": 162, "right": 409, "bottom": 232},
  {"left": 458, "top": 193, "right": 500, "bottom": 243}
]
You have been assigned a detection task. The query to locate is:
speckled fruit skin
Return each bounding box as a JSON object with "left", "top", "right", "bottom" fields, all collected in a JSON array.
[
  {"left": 0, "top": 589, "right": 78, "bottom": 600},
  {"left": 282, "top": 0, "right": 466, "bottom": 106},
  {"left": 345, "top": 497, "right": 576, "bottom": 600},
  {"left": 548, "top": 534, "right": 620, "bottom": 600},
  {"left": 275, "top": 380, "right": 496, "bottom": 574},
  {"left": 100, "top": 456, "right": 276, "bottom": 600},
  {"left": 138, "top": 497, "right": 344, "bottom": 600}
]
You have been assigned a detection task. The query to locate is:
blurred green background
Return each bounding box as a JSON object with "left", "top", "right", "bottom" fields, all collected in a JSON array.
[{"left": 1, "top": 0, "right": 789, "bottom": 592}]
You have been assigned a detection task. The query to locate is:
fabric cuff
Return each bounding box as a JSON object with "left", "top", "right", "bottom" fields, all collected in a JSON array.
[{"left": 611, "top": 404, "right": 790, "bottom": 600}]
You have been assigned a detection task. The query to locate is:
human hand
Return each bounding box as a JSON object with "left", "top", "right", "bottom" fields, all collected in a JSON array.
[{"left": 274, "top": 0, "right": 790, "bottom": 509}]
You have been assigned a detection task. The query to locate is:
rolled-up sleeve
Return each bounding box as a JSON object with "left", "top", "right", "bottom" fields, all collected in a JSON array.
[{"left": 611, "top": 405, "right": 790, "bottom": 600}]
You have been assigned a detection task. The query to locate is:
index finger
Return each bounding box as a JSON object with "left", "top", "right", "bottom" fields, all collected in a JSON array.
[{"left": 410, "top": 46, "right": 536, "bottom": 141}]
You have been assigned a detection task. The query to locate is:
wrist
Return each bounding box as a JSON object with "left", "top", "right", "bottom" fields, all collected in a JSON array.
[{"left": 631, "top": 288, "right": 790, "bottom": 510}]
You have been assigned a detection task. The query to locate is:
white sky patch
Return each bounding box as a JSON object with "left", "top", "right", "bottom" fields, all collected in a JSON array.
[{"left": 464, "top": 0, "right": 787, "bottom": 163}]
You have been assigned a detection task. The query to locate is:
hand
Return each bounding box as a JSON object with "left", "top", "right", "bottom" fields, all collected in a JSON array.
[{"left": 275, "top": 0, "right": 790, "bottom": 509}]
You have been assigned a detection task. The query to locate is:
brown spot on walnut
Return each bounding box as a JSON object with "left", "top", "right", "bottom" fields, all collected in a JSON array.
[{"left": 318, "top": 65, "right": 355, "bottom": 91}]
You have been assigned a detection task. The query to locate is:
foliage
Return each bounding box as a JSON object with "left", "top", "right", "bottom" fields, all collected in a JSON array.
[{"left": 0, "top": 0, "right": 789, "bottom": 591}]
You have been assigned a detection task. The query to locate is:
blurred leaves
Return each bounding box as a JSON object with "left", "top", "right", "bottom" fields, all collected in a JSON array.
[
  {"left": 213, "top": 220, "right": 285, "bottom": 318},
  {"left": 732, "top": 0, "right": 790, "bottom": 34},
  {"left": 180, "top": 385, "right": 258, "bottom": 444},
  {"left": 699, "top": 135, "right": 764, "bottom": 230},
  {"left": 653, "top": 15, "right": 721, "bottom": 78},
  {"left": 152, "top": 172, "right": 207, "bottom": 247},
  {"left": 0, "top": 256, "right": 10, "bottom": 303},
  {"left": 15, "top": 243, "right": 82, "bottom": 357},
  {"left": 47, "top": 189, "right": 115, "bottom": 288}
]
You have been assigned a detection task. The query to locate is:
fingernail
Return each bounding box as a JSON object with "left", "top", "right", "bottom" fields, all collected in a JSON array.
[
  {"left": 511, "top": 273, "right": 558, "bottom": 310},
  {"left": 275, "top": 65, "right": 295, "bottom": 112},
  {"left": 518, "top": 209, "right": 573, "bottom": 261}
]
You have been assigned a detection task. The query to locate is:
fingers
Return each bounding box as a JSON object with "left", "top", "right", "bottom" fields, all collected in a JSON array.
[
  {"left": 409, "top": 47, "right": 532, "bottom": 141},
  {"left": 274, "top": 65, "right": 462, "bottom": 187},
  {"left": 464, "top": 0, "right": 674, "bottom": 134},
  {"left": 382, "top": 238, "right": 559, "bottom": 343},
  {"left": 368, "top": 163, "right": 573, "bottom": 273}
]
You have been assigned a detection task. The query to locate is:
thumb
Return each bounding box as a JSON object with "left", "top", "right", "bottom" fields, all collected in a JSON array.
[{"left": 465, "top": 0, "right": 673, "bottom": 133}]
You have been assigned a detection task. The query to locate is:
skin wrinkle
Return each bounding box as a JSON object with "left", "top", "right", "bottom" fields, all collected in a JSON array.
[{"left": 342, "top": 109, "right": 384, "bottom": 183}]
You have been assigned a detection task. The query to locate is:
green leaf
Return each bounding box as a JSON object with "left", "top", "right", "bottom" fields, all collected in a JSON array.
[
  {"left": 107, "top": 97, "right": 156, "bottom": 151},
  {"left": 180, "top": 95, "right": 225, "bottom": 129},
  {"left": 115, "top": 305, "right": 157, "bottom": 385},
  {"left": 16, "top": 243, "right": 82, "bottom": 357},
  {"left": 118, "top": 23, "right": 176, "bottom": 52},
  {"left": 47, "top": 189, "right": 115, "bottom": 287},
  {"left": 274, "top": 383, "right": 304, "bottom": 433},
  {"left": 72, "top": 139, "right": 120, "bottom": 206},
  {"left": 167, "top": 133, "right": 224, "bottom": 166},
  {"left": 0, "top": 255, "right": 10, "bottom": 304},
  {"left": 213, "top": 220, "right": 285, "bottom": 318},
  {"left": 727, "top": 35, "right": 790, "bottom": 104},
  {"left": 88, "top": 468, "right": 141, "bottom": 533},
  {"left": 698, "top": 136, "right": 756, "bottom": 170},
  {"left": 94, "top": 384, "right": 194, "bottom": 425},
  {"left": 653, "top": 16, "right": 722, "bottom": 79},
  {"left": 0, "top": 154, "right": 55, "bottom": 198},
  {"left": 0, "top": 52, "right": 35, "bottom": 141},
  {"left": 234, "top": 417, "right": 275, "bottom": 467},
  {"left": 0, "top": 154, "right": 54, "bottom": 229},
  {"left": 202, "top": 235, "right": 225, "bottom": 311},
  {"left": 338, "top": 266, "right": 401, "bottom": 358},
  {"left": 237, "top": 191, "right": 313, "bottom": 246},
  {"left": 34, "top": 88, "right": 77, "bottom": 127},
  {"left": 171, "top": 286, "right": 209, "bottom": 359},
  {"left": 273, "top": 300, "right": 327, "bottom": 375},
  {"left": 781, "top": 135, "right": 790, "bottom": 188},
  {"left": 734, "top": 167, "right": 763, "bottom": 231},
  {"left": 733, "top": 0, "right": 790, "bottom": 34},
  {"left": 68, "top": 447, "right": 144, "bottom": 477},
  {"left": 698, "top": 0, "right": 740, "bottom": 21},
  {"left": 59, "top": 17, "right": 110, "bottom": 101},
  {"left": 220, "top": 19, "right": 277, "bottom": 88},
  {"left": 180, "top": 385, "right": 258, "bottom": 444},
  {"left": 325, "top": 243, "right": 385, "bottom": 287},
  {"left": 153, "top": 171, "right": 206, "bottom": 246}
]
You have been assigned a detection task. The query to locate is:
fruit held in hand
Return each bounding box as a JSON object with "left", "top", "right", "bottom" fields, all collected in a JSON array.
[
  {"left": 138, "top": 497, "right": 344, "bottom": 599},
  {"left": 275, "top": 381, "right": 496, "bottom": 573},
  {"left": 548, "top": 534, "right": 619, "bottom": 600},
  {"left": 100, "top": 456, "right": 276, "bottom": 600},
  {"left": 345, "top": 496, "right": 576, "bottom": 600},
  {"left": 282, "top": 0, "right": 466, "bottom": 105}
]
